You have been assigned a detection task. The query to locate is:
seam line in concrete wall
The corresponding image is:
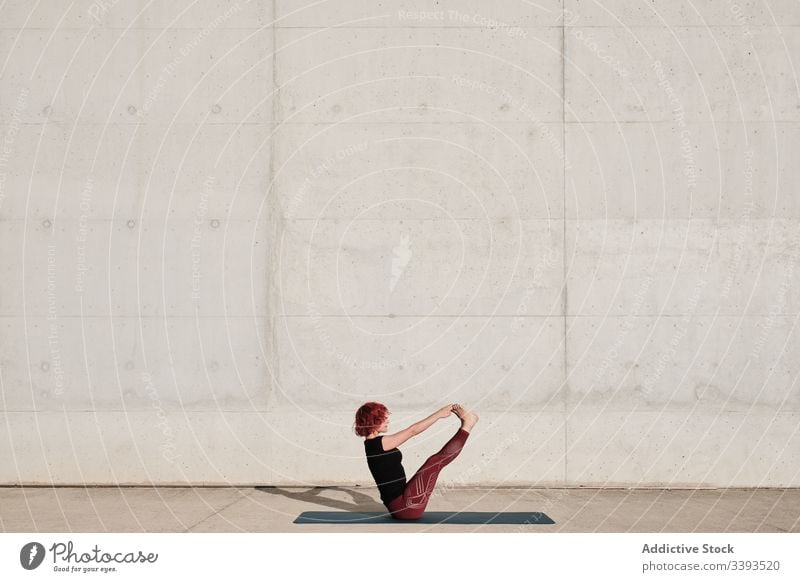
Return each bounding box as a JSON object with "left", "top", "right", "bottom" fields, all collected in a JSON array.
[{"left": 561, "top": 0, "right": 568, "bottom": 485}]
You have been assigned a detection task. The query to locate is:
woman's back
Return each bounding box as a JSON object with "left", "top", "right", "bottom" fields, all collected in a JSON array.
[{"left": 364, "top": 436, "right": 407, "bottom": 506}]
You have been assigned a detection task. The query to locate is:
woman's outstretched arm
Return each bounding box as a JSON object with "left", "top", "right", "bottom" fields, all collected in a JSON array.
[
  {"left": 410, "top": 404, "right": 455, "bottom": 435},
  {"left": 381, "top": 405, "right": 455, "bottom": 450}
]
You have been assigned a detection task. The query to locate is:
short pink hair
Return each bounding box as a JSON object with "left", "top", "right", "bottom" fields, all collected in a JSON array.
[{"left": 353, "top": 402, "right": 388, "bottom": 437}]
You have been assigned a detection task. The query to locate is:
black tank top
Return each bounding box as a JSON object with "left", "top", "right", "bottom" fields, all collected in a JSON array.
[{"left": 364, "top": 436, "right": 406, "bottom": 505}]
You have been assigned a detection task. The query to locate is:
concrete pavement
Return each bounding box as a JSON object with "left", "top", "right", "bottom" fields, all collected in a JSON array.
[{"left": 1, "top": 487, "right": 797, "bottom": 533}]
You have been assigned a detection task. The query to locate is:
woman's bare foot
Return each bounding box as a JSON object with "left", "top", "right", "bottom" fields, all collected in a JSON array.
[{"left": 452, "top": 404, "right": 479, "bottom": 433}]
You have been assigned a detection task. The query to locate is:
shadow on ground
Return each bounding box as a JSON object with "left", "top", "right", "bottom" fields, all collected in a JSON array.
[{"left": 254, "top": 486, "right": 385, "bottom": 512}]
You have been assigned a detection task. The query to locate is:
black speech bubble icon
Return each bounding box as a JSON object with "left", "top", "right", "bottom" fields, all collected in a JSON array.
[{"left": 20, "top": 542, "right": 46, "bottom": 570}]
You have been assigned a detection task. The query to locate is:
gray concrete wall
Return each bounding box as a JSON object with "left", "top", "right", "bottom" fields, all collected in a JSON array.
[{"left": 1, "top": 1, "right": 798, "bottom": 487}]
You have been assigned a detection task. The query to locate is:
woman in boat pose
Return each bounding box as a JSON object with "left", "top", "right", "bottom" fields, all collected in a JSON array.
[{"left": 354, "top": 402, "right": 479, "bottom": 520}]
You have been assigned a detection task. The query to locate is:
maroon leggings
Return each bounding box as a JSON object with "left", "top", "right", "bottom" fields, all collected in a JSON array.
[{"left": 385, "top": 428, "right": 470, "bottom": 520}]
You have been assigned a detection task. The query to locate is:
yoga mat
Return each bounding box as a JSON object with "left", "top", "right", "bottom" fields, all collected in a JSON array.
[{"left": 294, "top": 511, "right": 554, "bottom": 525}]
